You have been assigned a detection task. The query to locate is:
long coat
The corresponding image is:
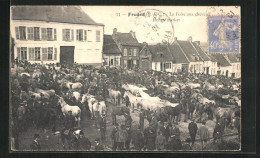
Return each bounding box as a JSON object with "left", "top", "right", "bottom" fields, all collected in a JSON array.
[
  {"left": 155, "top": 134, "right": 166, "bottom": 150},
  {"left": 131, "top": 129, "right": 144, "bottom": 150},
  {"left": 197, "top": 125, "right": 210, "bottom": 141},
  {"left": 188, "top": 122, "right": 198, "bottom": 137}
]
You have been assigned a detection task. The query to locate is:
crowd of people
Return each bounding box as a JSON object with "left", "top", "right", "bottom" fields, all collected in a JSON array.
[{"left": 10, "top": 58, "right": 241, "bottom": 151}]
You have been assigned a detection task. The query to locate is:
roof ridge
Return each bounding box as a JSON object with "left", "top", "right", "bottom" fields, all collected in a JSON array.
[
  {"left": 166, "top": 44, "right": 174, "bottom": 61},
  {"left": 174, "top": 41, "right": 190, "bottom": 62},
  {"left": 193, "top": 42, "right": 211, "bottom": 61}
]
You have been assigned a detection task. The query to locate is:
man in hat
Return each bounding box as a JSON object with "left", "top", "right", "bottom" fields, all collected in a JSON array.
[
  {"left": 155, "top": 131, "right": 166, "bottom": 151},
  {"left": 125, "top": 125, "right": 132, "bottom": 150},
  {"left": 213, "top": 121, "right": 223, "bottom": 144},
  {"left": 75, "top": 130, "right": 91, "bottom": 150},
  {"left": 94, "top": 138, "right": 104, "bottom": 151},
  {"left": 188, "top": 119, "right": 198, "bottom": 145},
  {"left": 17, "top": 101, "right": 26, "bottom": 131},
  {"left": 171, "top": 124, "right": 181, "bottom": 140},
  {"left": 197, "top": 121, "right": 210, "bottom": 150},
  {"left": 99, "top": 114, "right": 107, "bottom": 141},
  {"left": 30, "top": 134, "right": 41, "bottom": 150},
  {"left": 144, "top": 127, "right": 156, "bottom": 150},
  {"left": 110, "top": 123, "right": 119, "bottom": 150},
  {"left": 124, "top": 113, "right": 132, "bottom": 128},
  {"left": 139, "top": 109, "right": 145, "bottom": 131},
  {"left": 115, "top": 124, "right": 128, "bottom": 150}
]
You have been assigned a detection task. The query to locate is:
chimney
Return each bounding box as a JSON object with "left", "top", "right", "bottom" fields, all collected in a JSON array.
[
  {"left": 130, "top": 30, "right": 136, "bottom": 39},
  {"left": 112, "top": 28, "right": 117, "bottom": 41},
  {"left": 187, "top": 36, "right": 192, "bottom": 42},
  {"left": 194, "top": 41, "right": 200, "bottom": 45},
  {"left": 174, "top": 37, "right": 177, "bottom": 42},
  {"left": 143, "top": 42, "right": 148, "bottom": 45}
]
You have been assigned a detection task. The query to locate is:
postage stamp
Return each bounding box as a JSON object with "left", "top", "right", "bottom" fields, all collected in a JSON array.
[{"left": 208, "top": 16, "right": 239, "bottom": 53}]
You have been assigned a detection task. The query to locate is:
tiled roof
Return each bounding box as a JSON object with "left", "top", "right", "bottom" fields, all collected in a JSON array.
[
  {"left": 192, "top": 42, "right": 211, "bottom": 61},
  {"left": 103, "top": 35, "right": 121, "bottom": 54},
  {"left": 209, "top": 55, "right": 218, "bottom": 62},
  {"left": 177, "top": 41, "right": 203, "bottom": 62},
  {"left": 168, "top": 44, "right": 189, "bottom": 63},
  {"left": 211, "top": 53, "right": 232, "bottom": 67},
  {"left": 147, "top": 44, "right": 173, "bottom": 62},
  {"left": 226, "top": 53, "right": 240, "bottom": 63},
  {"left": 115, "top": 32, "right": 140, "bottom": 46},
  {"left": 12, "top": 6, "right": 103, "bottom": 26}
]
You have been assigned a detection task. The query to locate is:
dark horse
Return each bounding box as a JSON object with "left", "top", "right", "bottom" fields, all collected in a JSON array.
[
  {"left": 186, "top": 100, "right": 196, "bottom": 121},
  {"left": 110, "top": 106, "right": 130, "bottom": 125},
  {"left": 163, "top": 104, "right": 182, "bottom": 124}
]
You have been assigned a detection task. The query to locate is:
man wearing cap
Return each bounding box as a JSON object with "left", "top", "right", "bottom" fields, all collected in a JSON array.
[
  {"left": 144, "top": 127, "right": 156, "bottom": 150},
  {"left": 30, "top": 134, "right": 41, "bottom": 150},
  {"left": 125, "top": 125, "right": 132, "bottom": 150},
  {"left": 188, "top": 119, "right": 198, "bottom": 145},
  {"left": 110, "top": 123, "right": 119, "bottom": 150},
  {"left": 213, "top": 122, "right": 223, "bottom": 144},
  {"left": 115, "top": 124, "right": 128, "bottom": 150},
  {"left": 76, "top": 131, "right": 91, "bottom": 150},
  {"left": 170, "top": 124, "right": 181, "bottom": 140},
  {"left": 197, "top": 121, "right": 210, "bottom": 150}
]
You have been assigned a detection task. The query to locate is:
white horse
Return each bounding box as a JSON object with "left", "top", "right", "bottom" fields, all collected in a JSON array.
[
  {"left": 187, "top": 83, "right": 201, "bottom": 89},
  {"left": 108, "top": 88, "right": 121, "bottom": 105},
  {"left": 58, "top": 97, "right": 81, "bottom": 127}
]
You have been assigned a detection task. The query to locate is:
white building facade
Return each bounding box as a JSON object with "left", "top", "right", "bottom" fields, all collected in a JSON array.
[{"left": 11, "top": 6, "right": 104, "bottom": 66}]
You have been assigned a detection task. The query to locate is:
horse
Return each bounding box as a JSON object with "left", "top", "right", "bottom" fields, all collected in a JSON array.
[
  {"left": 203, "top": 81, "right": 216, "bottom": 91},
  {"left": 57, "top": 96, "right": 81, "bottom": 127},
  {"left": 34, "top": 107, "right": 58, "bottom": 131},
  {"left": 110, "top": 106, "right": 130, "bottom": 125},
  {"left": 90, "top": 101, "right": 106, "bottom": 119},
  {"left": 163, "top": 104, "right": 182, "bottom": 124},
  {"left": 187, "top": 99, "right": 196, "bottom": 120},
  {"left": 108, "top": 88, "right": 121, "bottom": 105}
]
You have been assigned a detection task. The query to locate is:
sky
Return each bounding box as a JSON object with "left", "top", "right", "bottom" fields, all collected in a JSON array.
[{"left": 81, "top": 6, "right": 240, "bottom": 44}]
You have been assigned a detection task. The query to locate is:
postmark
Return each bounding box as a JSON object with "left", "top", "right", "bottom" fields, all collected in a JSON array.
[
  {"left": 129, "top": 8, "right": 174, "bottom": 44},
  {"left": 208, "top": 15, "right": 239, "bottom": 53}
]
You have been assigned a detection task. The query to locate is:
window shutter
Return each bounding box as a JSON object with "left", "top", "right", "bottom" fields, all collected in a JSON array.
[
  {"left": 41, "top": 28, "right": 45, "bottom": 40},
  {"left": 84, "top": 30, "right": 87, "bottom": 41},
  {"left": 71, "top": 29, "right": 74, "bottom": 41},
  {"left": 24, "top": 27, "right": 27, "bottom": 40},
  {"left": 17, "top": 47, "right": 20, "bottom": 59},
  {"left": 42, "top": 48, "right": 47, "bottom": 61},
  {"left": 76, "top": 30, "right": 79, "bottom": 41},
  {"left": 31, "top": 48, "right": 35, "bottom": 60},
  {"left": 54, "top": 29, "right": 57, "bottom": 41},
  {"left": 15, "top": 27, "right": 19, "bottom": 39},
  {"left": 62, "top": 29, "right": 65, "bottom": 41},
  {"left": 29, "top": 48, "right": 32, "bottom": 60},
  {"left": 27, "top": 28, "right": 30, "bottom": 40},
  {"left": 54, "top": 48, "right": 57, "bottom": 60}
]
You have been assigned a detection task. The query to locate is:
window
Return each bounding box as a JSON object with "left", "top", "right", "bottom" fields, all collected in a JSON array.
[
  {"left": 66, "top": 29, "right": 71, "bottom": 41},
  {"left": 21, "top": 47, "right": 27, "bottom": 60},
  {"left": 124, "top": 48, "right": 127, "bottom": 56},
  {"left": 47, "top": 28, "right": 53, "bottom": 40},
  {"left": 15, "top": 27, "right": 19, "bottom": 39},
  {"left": 111, "top": 59, "right": 114, "bottom": 65},
  {"left": 42, "top": 48, "right": 48, "bottom": 61},
  {"left": 237, "top": 64, "right": 239, "bottom": 70},
  {"left": 28, "top": 48, "right": 35, "bottom": 60},
  {"left": 63, "top": 29, "right": 73, "bottom": 41},
  {"left": 27, "top": 27, "right": 34, "bottom": 40},
  {"left": 34, "top": 27, "right": 40, "bottom": 40},
  {"left": 96, "top": 30, "right": 100, "bottom": 42},
  {"left": 19, "top": 26, "right": 26, "bottom": 40},
  {"left": 155, "top": 62, "right": 157, "bottom": 70},
  {"left": 41, "top": 28, "right": 47, "bottom": 40},
  {"left": 129, "top": 49, "right": 133, "bottom": 56},
  {"left": 116, "top": 57, "right": 119, "bottom": 65},
  {"left": 48, "top": 47, "right": 53, "bottom": 60},
  {"left": 87, "top": 30, "right": 92, "bottom": 42},
  {"left": 165, "top": 63, "right": 171, "bottom": 69},
  {"left": 76, "top": 29, "right": 84, "bottom": 41},
  {"left": 133, "top": 49, "right": 137, "bottom": 56},
  {"left": 35, "top": 47, "right": 41, "bottom": 60}
]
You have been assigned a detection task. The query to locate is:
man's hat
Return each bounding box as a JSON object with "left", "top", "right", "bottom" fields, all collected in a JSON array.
[
  {"left": 95, "top": 138, "right": 100, "bottom": 142},
  {"left": 33, "top": 133, "right": 40, "bottom": 139}
]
